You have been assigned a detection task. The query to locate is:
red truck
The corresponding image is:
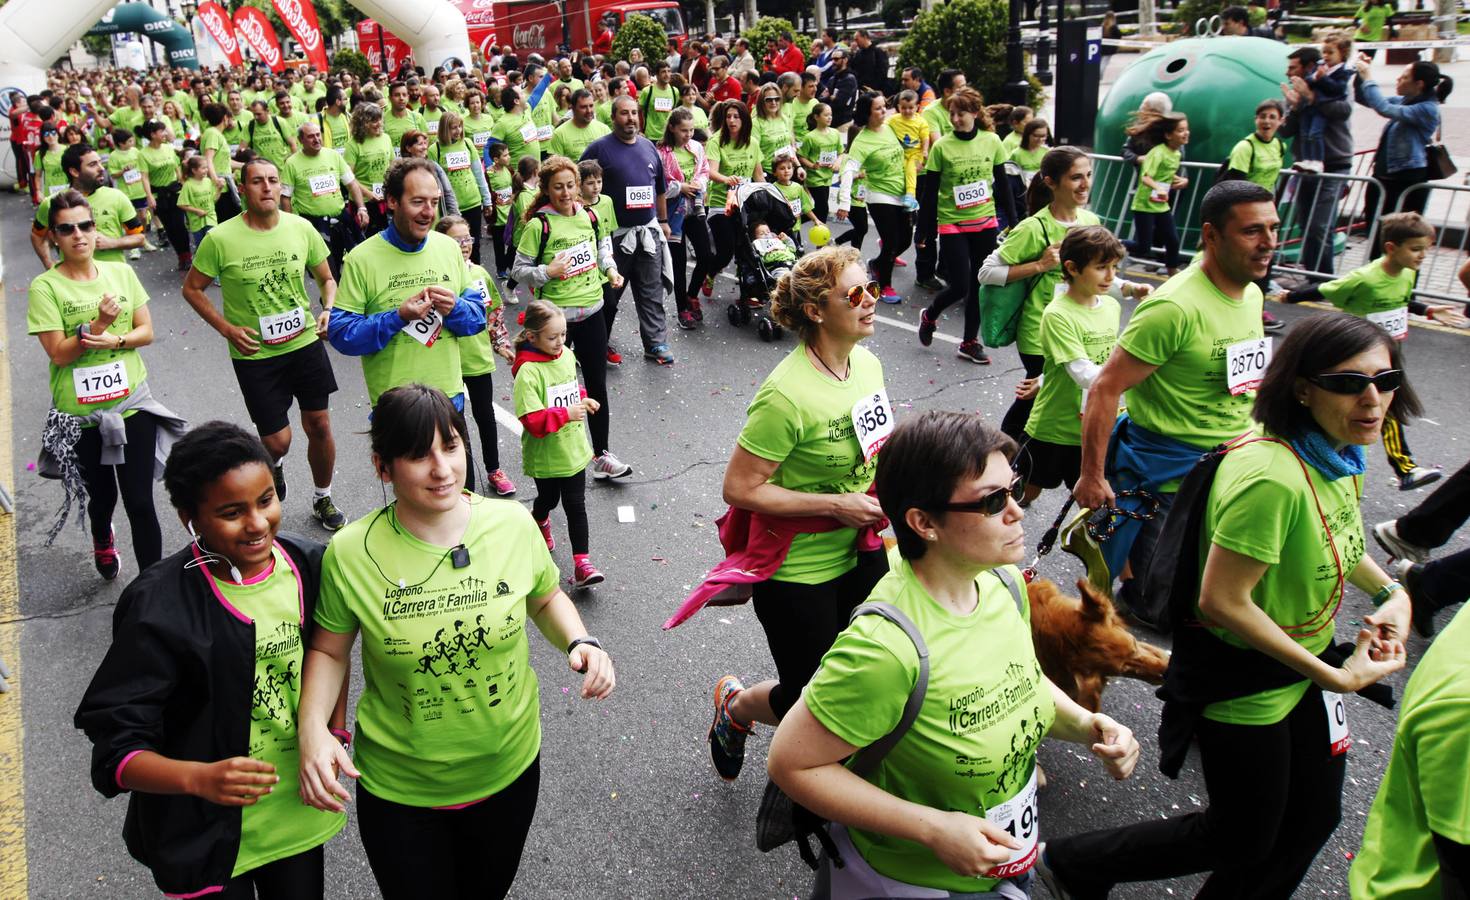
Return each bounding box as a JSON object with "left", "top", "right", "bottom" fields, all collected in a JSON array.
[{"left": 460, "top": 0, "right": 687, "bottom": 59}]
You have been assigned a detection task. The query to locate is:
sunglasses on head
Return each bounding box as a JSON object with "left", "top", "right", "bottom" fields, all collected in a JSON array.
[
  {"left": 1307, "top": 369, "right": 1404, "bottom": 395},
  {"left": 935, "top": 474, "right": 1027, "bottom": 517},
  {"left": 53, "top": 219, "right": 96, "bottom": 236},
  {"left": 843, "top": 280, "right": 880, "bottom": 307}
]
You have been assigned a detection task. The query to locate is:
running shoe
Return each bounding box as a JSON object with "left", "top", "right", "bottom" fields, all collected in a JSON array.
[
  {"left": 142, "top": 238, "right": 160, "bottom": 253},
  {"left": 690, "top": 297, "right": 704, "bottom": 322},
  {"left": 538, "top": 517, "right": 555, "bottom": 551},
  {"left": 606, "top": 345, "right": 623, "bottom": 367},
  {"left": 1399, "top": 466, "right": 1443, "bottom": 492},
  {"left": 496, "top": 269, "right": 509, "bottom": 280},
  {"left": 1372, "top": 519, "right": 1429, "bottom": 563},
  {"left": 1395, "top": 558, "right": 1438, "bottom": 638},
  {"left": 572, "top": 557, "right": 605, "bottom": 588},
  {"left": 879, "top": 286, "right": 902, "bottom": 304},
  {"left": 488, "top": 469, "right": 517, "bottom": 496},
  {"left": 1262, "top": 310, "right": 1285, "bottom": 334},
  {"left": 701, "top": 275, "right": 715, "bottom": 297},
  {"left": 915, "top": 276, "right": 947, "bottom": 291},
  {"left": 128, "top": 247, "right": 141, "bottom": 260},
  {"left": 312, "top": 495, "right": 347, "bottom": 531},
  {"left": 1034, "top": 845, "right": 1075, "bottom": 900},
  {"left": 93, "top": 527, "right": 121, "bottom": 581},
  {"left": 956, "top": 340, "right": 991, "bottom": 364},
  {"left": 678, "top": 310, "right": 698, "bottom": 330},
  {"left": 708, "top": 674, "right": 753, "bottom": 782},
  {"left": 590, "top": 451, "right": 633, "bottom": 480},
  {"left": 644, "top": 343, "right": 675, "bottom": 366},
  {"left": 893, "top": 256, "right": 908, "bottom": 267},
  {"left": 272, "top": 463, "right": 287, "bottom": 502},
  {"left": 918, "top": 309, "right": 938, "bottom": 347}
]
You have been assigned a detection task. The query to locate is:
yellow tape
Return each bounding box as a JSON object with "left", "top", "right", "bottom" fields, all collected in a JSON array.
[{"left": 0, "top": 259, "right": 28, "bottom": 899}]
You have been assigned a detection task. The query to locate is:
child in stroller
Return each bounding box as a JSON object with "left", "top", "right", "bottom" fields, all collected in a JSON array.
[{"left": 725, "top": 181, "right": 800, "bottom": 342}]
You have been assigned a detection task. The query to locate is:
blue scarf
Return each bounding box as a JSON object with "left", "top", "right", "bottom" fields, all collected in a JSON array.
[
  {"left": 1289, "top": 428, "right": 1366, "bottom": 480},
  {"left": 381, "top": 219, "right": 427, "bottom": 253}
]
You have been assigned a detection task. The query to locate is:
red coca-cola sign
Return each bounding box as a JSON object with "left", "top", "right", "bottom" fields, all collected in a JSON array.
[
  {"left": 233, "top": 6, "right": 285, "bottom": 72},
  {"left": 197, "top": 0, "right": 243, "bottom": 67},
  {"left": 272, "top": 0, "right": 329, "bottom": 71}
]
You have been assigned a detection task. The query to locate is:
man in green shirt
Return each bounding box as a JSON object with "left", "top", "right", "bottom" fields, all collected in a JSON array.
[
  {"left": 246, "top": 100, "right": 298, "bottom": 169},
  {"left": 281, "top": 121, "right": 372, "bottom": 278},
  {"left": 419, "top": 84, "right": 448, "bottom": 138},
  {"left": 274, "top": 92, "right": 309, "bottom": 135},
  {"left": 30, "top": 143, "right": 144, "bottom": 271},
  {"left": 291, "top": 71, "right": 327, "bottom": 115},
  {"left": 181, "top": 156, "right": 348, "bottom": 530},
  {"left": 787, "top": 72, "right": 820, "bottom": 146},
  {"left": 383, "top": 82, "right": 428, "bottom": 151},
  {"left": 546, "top": 90, "right": 611, "bottom": 162},
  {"left": 639, "top": 62, "right": 681, "bottom": 141}
]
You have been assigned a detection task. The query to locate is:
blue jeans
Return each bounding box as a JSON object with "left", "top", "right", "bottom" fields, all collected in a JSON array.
[{"left": 191, "top": 226, "right": 211, "bottom": 250}]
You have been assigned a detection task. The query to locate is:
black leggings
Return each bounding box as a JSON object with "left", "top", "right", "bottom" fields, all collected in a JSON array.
[
  {"left": 218, "top": 845, "right": 323, "bottom": 900},
  {"left": 809, "top": 185, "right": 831, "bottom": 223},
  {"left": 1046, "top": 688, "right": 1346, "bottom": 899},
  {"left": 461, "top": 204, "right": 484, "bottom": 265},
  {"left": 674, "top": 215, "right": 715, "bottom": 308},
  {"left": 462, "top": 370, "right": 502, "bottom": 477},
  {"left": 531, "top": 470, "right": 589, "bottom": 555},
  {"left": 1000, "top": 353, "right": 1045, "bottom": 441},
  {"left": 491, "top": 214, "right": 512, "bottom": 273},
  {"left": 705, "top": 212, "right": 741, "bottom": 281},
  {"left": 566, "top": 311, "right": 609, "bottom": 455},
  {"left": 926, "top": 228, "right": 999, "bottom": 343},
  {"left": 867, "top": 202, "right": 912, "bottom": 289},
  {"left": 1126, "top": 209, "right": 1180, "bottom": 268},
  {"left": 834, "top": 205, "right": 868, "bottom": 249},
  {"left": 751, "top": 548, "right": 889, "bottom": 718},
  {"left": 153, "top": 184, "right": 191, "bottom": 257},
  {"left": 357, "top": 757, "right": 540, "bottom": 900},
  {"left": 76, "top": 411, "right": 163, "bottom": 570}
]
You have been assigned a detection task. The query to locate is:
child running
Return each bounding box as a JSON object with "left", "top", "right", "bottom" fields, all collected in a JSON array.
[
  {"left": 797, "top": 102, "right": 842, "bottom": 223},
  {"left": 1011, "top": 118, "right": 1052, "bottom": 188},
  {"left": 502, "top": 154, "right": 542, "bottom": 303},
  {"left": 485, "top": 141, "right": 515, "bottom": 280},
  {"left": 177, "top": 155, "right": 220, "bottom": 252},
  {"left": 513, "top": 300, "right": 605, "bottom": 588},
  {"left": 1125, "top": 111, "right": 1189, "bottom": 274},
  {"left": 769, "top": 156, "right": 818, "bottom": 229}
]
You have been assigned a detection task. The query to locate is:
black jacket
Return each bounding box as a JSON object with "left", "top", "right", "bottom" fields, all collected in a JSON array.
[
  {"left": 1281, "top": 93, "right": 1354, "bottom": 171},
  {"left": 849, "top": 44, "right": 890, "bottom": 95},
  {"left": 74, "top": 533, "right": 326, "bottom": 896},
  {"left": 820, "top": 69, "right": 859, "bottom": 127}
]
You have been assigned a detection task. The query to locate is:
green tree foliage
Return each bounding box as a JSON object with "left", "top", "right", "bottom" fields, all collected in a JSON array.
[
  {"left": 740, "top": 17, "right": 813, "bottom": 62},
  {"left": 611, "top": 13, "right": 670, "bottom": 66},
  {"left": 898, "top": 0, "right": 1044, "bottom": 109},
  {"left": 331, "top": 48, "right": 373, "bottom": 82}
]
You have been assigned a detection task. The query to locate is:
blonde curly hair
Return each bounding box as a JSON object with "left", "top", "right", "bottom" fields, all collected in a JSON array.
[{"left": 768, "top": 245, "right": 864, "bottom": 343}]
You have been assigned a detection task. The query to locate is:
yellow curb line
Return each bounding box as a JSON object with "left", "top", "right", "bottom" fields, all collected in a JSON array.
[{"left": 0, "top": 255, "right": 28, "bottom": 899}]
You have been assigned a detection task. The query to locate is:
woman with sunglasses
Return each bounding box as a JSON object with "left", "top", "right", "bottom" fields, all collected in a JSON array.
[
  {"left": 1038, "top": 312, "right": 1413, "bottom": 899},
  {"left": 769, "top": 409, "right": 1141, "bottom": 897},
  {"left": 705, "top": 246, "right": 892, "bottom": 782},
  {"left": 752, "top": 83, "right": 798, "bottom": 174},
  {"left": 701, "top": 100, "right": 763, "bottom": 298},
  {"left": 837, "top": 92, "right": 911, "bottom": 304}
]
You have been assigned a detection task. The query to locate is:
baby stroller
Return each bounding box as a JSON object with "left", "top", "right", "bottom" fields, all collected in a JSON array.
[{"left": 725, "top": 181, "right": 798, "bottom": 342}]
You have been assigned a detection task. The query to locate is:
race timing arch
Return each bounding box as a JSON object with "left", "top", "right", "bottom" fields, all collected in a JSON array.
[{"left": 86, "top": 2, "right": 201, "bottom": 71}]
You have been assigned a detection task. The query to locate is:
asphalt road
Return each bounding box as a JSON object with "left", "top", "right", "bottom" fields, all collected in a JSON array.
[{"left": 4, "top": 186, "right": 1469, "bottom": 900}]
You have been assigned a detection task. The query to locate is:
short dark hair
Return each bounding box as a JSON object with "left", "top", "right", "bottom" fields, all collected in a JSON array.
[
  {"left": 1287, "top": 46, "right": 1321, "bottom": 67},
  {"left": 384, "top": 156, "right": 437, "bottom": 199},
  {"left": 1253, "top": 312, "right": 1422, "bottom": 438},
  {"left": 371, "top": 384, "right": 469, "bottom": 466},
  {"left": 1220, "top": 5, "right": 1250, "bottom": 24},
  {"left": 1200, "top": 179, "right": 1275, "bottom": 230},
  {"left": 877, "top": 411, "right": 1017, "bottom": 560},
  {"left": 1379, "top": 212, "right": 1435, "bottom": 247},
  {"left": 936, "top": 68, "right": 964, "bottom": 95},
  {"left": 60, "top": 142, "right": 94, "bottom": 181},
  {"left": 571, "top": 88, "right": 592, "bottom": 105},
  {"left": 904, "top": 66, "right": 925, "bottom": 82},
  {"left": 163, "top": 421, "right": 275, "bottom": 514},
  {"left": 1059, "top": 225, "right": 1126, "bottom": 281}
]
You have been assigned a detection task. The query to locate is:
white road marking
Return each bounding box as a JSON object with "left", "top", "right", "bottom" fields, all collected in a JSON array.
[
  {"left": 494, "top": 401, "right": 524, "bottom": 436},
  {"left": 718, "top": 272, "right": 962, "bottom": 344}
]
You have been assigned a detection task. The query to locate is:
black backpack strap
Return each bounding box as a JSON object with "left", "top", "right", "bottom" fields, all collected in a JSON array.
[
  {"left": 989, "top": 566, "right": 1026, "bottom": 616},
  {"left": 534, "top": 211, "right": 552, "bottom": 265},
  {"left": 846, "top": 601, "right": 929, "bottom": 779},
  {"left": 273, "top": 116, "right": 288, "bottom": 144}
]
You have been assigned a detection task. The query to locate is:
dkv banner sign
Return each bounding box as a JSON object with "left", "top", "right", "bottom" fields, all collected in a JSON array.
[
  {"left": 233, "top": 6, "right": 285, "bottom": 72},
  {"left": 196, "top": 1, "right": 244, "bottom": 67},
  {"left": 272, "top": 0, "right": 330, "bottom": 72}
]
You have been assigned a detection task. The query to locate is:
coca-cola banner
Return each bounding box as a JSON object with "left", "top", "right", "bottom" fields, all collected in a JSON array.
[
  {"left": 356, "top": 19, "right": 411, "bottom": 74},
  {"left": 233, "top": 6, "right": 285, "bottom": 72},
  {"left": 197, "top": 1, "right": 243, "bottom": 67},
  {"left": 272, "top": 0, "right": 329, "bottom": 72}
]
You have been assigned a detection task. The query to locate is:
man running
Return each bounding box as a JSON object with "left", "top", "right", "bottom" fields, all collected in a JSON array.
[
  {"left": 245, "top": 100, "right": 297, "bottom": 169},
  {"left": 281, "top": 120, "right": 370, "bottom": 278},
  {"left": 181, "top": 156, "right": 348, "bottom": 530},
  {"left": 29, "top": 143, "right": 143, "bottom": 271},
  {"left": 547, "top": 90, "right": 611, "bottom": 163}
]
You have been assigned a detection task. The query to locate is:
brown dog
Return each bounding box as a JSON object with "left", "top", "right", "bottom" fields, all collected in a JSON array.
[{"left": 1027, "top": 577, "right": 1171, "bottom": 712}]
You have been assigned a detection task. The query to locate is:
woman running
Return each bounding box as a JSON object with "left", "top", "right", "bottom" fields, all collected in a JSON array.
[
  {"left": 657, "top": 107, "right": 714, "bottom": 329},
  {"left": 703, "top": 100, "right": 764, "bottom": 297},
  {"left": 837, "top": 92, "right": 910, "bottom": 304}
]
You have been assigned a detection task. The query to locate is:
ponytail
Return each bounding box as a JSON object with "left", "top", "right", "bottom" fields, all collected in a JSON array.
[{"left": 1027, "top": 146, "right": 1088, "bottom": 217}]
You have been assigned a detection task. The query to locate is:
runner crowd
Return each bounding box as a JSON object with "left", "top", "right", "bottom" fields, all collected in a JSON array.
[{"left": 11, "top": 15, "right": 1470, "bottom": 898}]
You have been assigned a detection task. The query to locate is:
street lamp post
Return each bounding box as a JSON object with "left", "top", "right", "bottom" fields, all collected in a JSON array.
[
  {"left": 1002, "top": 0, "right": 1030, "bottom": 105},
  {"left": 1035, "top": 0, "right": 1052, "bottom": 86}
]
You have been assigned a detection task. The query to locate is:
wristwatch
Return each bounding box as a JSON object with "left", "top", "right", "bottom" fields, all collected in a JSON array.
[{"left": 566, "top": 636, "right": 602, "bottom": 655}]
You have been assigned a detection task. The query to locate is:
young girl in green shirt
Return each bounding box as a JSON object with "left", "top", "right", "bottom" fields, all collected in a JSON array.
[{"left": 1125, "top": 112, "right": 1189, "bottom": 273}]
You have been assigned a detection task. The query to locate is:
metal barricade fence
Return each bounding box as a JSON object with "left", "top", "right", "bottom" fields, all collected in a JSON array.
[
  {"left": 1269, "top": 169, "right": 1387, "bottom": 283},
  {"left": 1395, "top": 181, "right": 1470, "bottom": 304}
]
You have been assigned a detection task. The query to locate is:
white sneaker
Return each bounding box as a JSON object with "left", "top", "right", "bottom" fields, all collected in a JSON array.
[
  {"left": 1373, "top": 519, "right": 1430, "bottom": 562},
  {"left": 128, "top": 248, "right": 141, "bottom": 260},
  {"left": 590, "top": 450, "right": 632, "bottom": 479}
]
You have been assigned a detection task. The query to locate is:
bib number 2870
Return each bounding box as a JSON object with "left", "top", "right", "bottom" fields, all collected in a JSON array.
[{"left": 1226, "top": 337, "right": 1272, "bottom": 396}]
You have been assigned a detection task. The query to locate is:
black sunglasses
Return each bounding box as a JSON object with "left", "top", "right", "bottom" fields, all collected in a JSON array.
[
  {"left": 53, "top": 219, "right": 96, "bottom": 236},
  {"left": 935, "top": 474, "right": 1026, "bottom": 517},
  {"left": 1307, "top": 369, "right": 1404, "bottom": 395}
]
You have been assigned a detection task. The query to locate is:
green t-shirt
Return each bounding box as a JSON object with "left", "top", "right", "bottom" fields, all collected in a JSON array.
[
  {"left": 215, "top": 546, "right": 346, "bottom": 876},
  {"left": 1132, "top": 142, "right": 1182, "bottom": 213},
  {"left": 107, "top": 146, "right": 148, "bottom": 201},
  {"left": 459, "top": 263, "right": 504, "bottom": 377},
  {"left": 786, "top": 97, "right": 818, "bottom": 145},
  {"left": 1227, "top": 134, "right": 1284, "bottom": 192},
  {"left": 846, "top": 127, "right": 907, "bottom": 200},
  {"left": 800, "top": 128, "right": 843, "bottom": 189},
  {"left": 805, "top": 560, "right": 1052, "bottom": 892},
  {"left": 345, "top": 134, "right": 394, "bottom": 201},
  {"left": 1026, "top": 294, "right": 1121, "bottom": 446},
  {"left": 1200, "top": 437, "right": 1362, "bottom": 724},
  {"left": 140, "top": 143, "right": 180, "bottom": 188},
  {"left": 221, "top": 120, "right": 248, "bottom": 156},
  {"left": 752, "top": 113, "right": 796, "bottom": 170},
  {"left": 489, "top": 110, "right": 539, "bottom": 169},
  {"left": 1351, "top": 603, "right": 1470, "bottom": 898},
  {"left": 547, "top": 119, "right": 611, "bottom": 163},
  {"left": 510, "top": 189, "right": 537, "bottom": 247},
  {"left": 179, "top": 176, "right": 220, "bottom": 232},
  {"left": 1002, "top": 130, "right": 1023, "bottom": 154},
  {"left": 38, "top": 148, "right": 67, "bottom": 197},
  {"left": 247, "top": 116, "right": 294, "bottom": 169},
  {"left": 276, "top": 112, "right": 307, "bottom": 138},
  {"left": 488, "top": 165, "right": 514, "bottom": 226},
  {"left": 513, "top": 349, "right": 594, "bottom": 478},
  {"left": 1118, "top": 265, "right": 1264, "bottom": 452},
  {"left": 998, "top": 207, "right": 1102, "bottom": 355},
  {"left": 920, "top": 99, "right": 952, "bottom": 141},
  {"left": 420, "top": 105, "right": 447, "bottom": 137},
  {"left": 192, "top": 213, "right": 331, "bottom": 361},
  {"left": 315, "top": 496, "right": 560, "bottom": 807},
  {"left": 293, "top": 83, "right": 326, "bottom": 112},
  {"left": 433, "top": 138, "right": 484, "bottom": 212},
  {"left": 35, "top": 186, "right": 138, "bottom": 265},
  {"left": 736, "top": 344, "right": 887, "bottom": 584},
  {"left": 318, "top": 111, "right": 350, "bottom": 152},
  {"left": 595, "top": 100, "right": 612, "bottom": 127},
  {"left": 282, "top": 149, "right": 351, "bottom": 218},
  {"left": 1010, "top": 143, "right": 1047, "bottom": 173},
  {"left": 336, "top": 232, "right": 471, "bottom": 404},
  {"left": 707, "top": 135, "right": 760, "bottom": 211},
  {"left": 640, "top": 84, "right": 681, "bottom": 141},
  {"left": 1356, "top": 3, "right": 1390, "bottom": 41},
  {"left": 924, "top": 130, "right": 1006, "bottom": 225},
  {"left": 383, "top": 107, "right": 427, "bottom": 150},
  {"left": 683, "top": 103, "right": 710, "bottom": 133},
  {"left": 26, "top": 261, "right": 150, "bottom": 418},
  {"left": 774, "top": 179, "right": 814, "bottom": 219},
  {"left": 200, "top": 126, "right": 232, "bottom": 179},
  {"left": 515, "top": 206, "right": 605, "bottom": 308},
  {"left": 464, "top": 113, "right": 498, "bottom": 152},
  {"left": 1318, "top": 257, "right": 1414, "bottom": 330},
  {"left": 109, "top": 106, "right": 144, "bottom": 135}
]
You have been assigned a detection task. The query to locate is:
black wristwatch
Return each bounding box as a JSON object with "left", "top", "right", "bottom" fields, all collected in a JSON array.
[{"left": 566, "top": 636, "right": 602, "bottom": 655}]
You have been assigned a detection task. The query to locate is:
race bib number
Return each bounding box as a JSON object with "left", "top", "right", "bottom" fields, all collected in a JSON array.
[
  {"left": 953, "top": 180, "right": 991, "bottom": 210},
  {"left": 1366, "top": 307, "right": 1408, "bottom": 340},
  {"left": 652, "top": 96, "right": 674, "bottom": 113},
  {"left": 122, "top": 168, "right": 143, "bottom": 185},
  {"left": 983, "top": 767, "right": 1039, "bottom": 878},
  {"left": 335, "top": 145, "right": 347, "bottom": 155},
  {"left": 1324, "top": 691, "right": 1351, "bottom": 756},
  {"left": 754, "top": 236, "right": 785, "bottom": 256},
  {"left": 473, "top": 131, "right": 493, "bottom": 148},
  {"left": 819, "top": 150, "right": 838, "bottom": 166},
  {"left": 173, "top": 138, "right": 185, "bottom": 151},
  {"left": 788, "top": 198, "right": 802, "bottom": 216},
  {"left": 519, "top": 122, "right": 540, "bottom": 142},
  {"left": 1150, "top": 186, "right": 1169, "bottom": 204},
  {"left": 494, "top": 187, "right": 513, "bottom": 205},
  {"left": 228, "top": 143, "right": 239, "bottom": 155},
  {"left": 555, "top": 241, "right": 596, "bottom": 279},
  {"left": 626, "top": 185, "right": 655, "bottom": 209},
  {"left": 72, "top": 360, "right": 130, "bottom": 405},
  {"left": 370, "top": 182, "right": 384, "bottom": 200},
  {"left": 259, "top": 307, "right": 309, "bottom": 345},
  {"left": 850, "top": 387, "right": 894, "bottom": 462},
  {"left": 308, "top": 172, "right": 339, "bottom": 196},
  {"left": 472, "top": 278, "right": 491, "bottom": 308},
  {"left": 536, "top": 125, "right": 554, "bottom": 142},
  {"left": 402, "top": 305, "right": 444, "bottom": 347},
  {"left": 546, "top": 379, "right": 580, "bottom": 409},
  {"left": 48, "top": 184, "right": 64, "bottom": 196},
  {"left": 1225, "top": 337, "right": 1272, "bottom": 395},
  {"left": 853, "top": 182, "right": 867, "bottom": 202},
  {"left": 444, "top": 150, "right": 471, "bottom": 171}
]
